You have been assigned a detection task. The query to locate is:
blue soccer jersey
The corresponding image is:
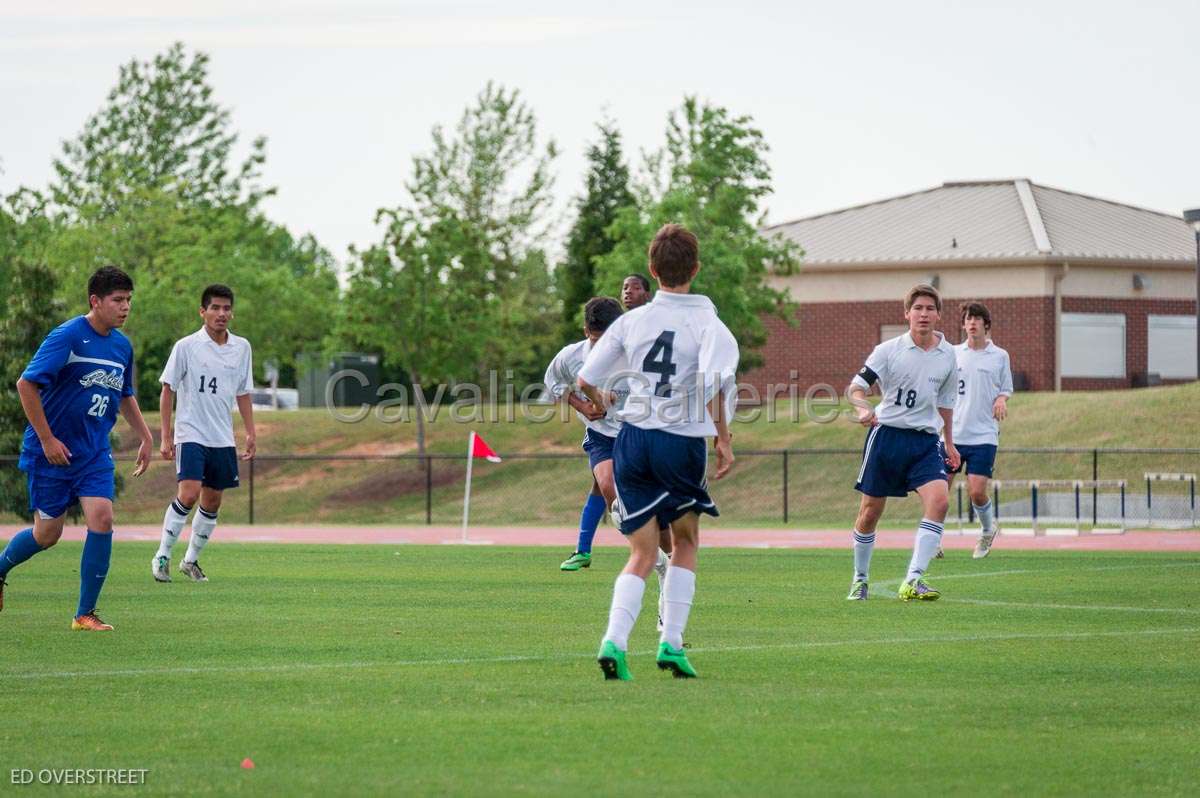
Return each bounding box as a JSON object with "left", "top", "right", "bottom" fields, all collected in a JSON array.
[{"left": 19, "top": 316, "right": 135, "bottom": 475}]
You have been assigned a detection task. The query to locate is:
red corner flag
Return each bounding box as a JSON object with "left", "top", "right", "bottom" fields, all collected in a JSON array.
[{"left": 471, "top": 431, "right": 501, "bottom": 463}]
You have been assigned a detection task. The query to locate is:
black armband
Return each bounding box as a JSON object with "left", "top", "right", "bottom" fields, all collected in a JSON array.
[{"left": 857, "top": 365, "right": 879, "bottom": 387}]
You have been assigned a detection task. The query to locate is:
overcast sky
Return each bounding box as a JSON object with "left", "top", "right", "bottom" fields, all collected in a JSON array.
[{"left": 2, "top": 0, "right": 1198, "bottom": 265}]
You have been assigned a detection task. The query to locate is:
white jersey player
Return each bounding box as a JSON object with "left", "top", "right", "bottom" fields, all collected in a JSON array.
[
  {"left": 579, "top": 223, "right": 738, "bottom": 681},
  {"left": 152, "top": 284, "right": 256, "bottom": 583}
]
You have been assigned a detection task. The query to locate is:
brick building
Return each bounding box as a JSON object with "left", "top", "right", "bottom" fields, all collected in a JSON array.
[{"left": 745, "top": 179, "right": 1198, "bottom": 395}]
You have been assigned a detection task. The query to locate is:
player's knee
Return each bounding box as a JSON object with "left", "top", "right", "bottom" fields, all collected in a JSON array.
[
  {"left": 178, "top": 486, "right": 201, "bottom": 507},
  {"left": 33, "top": 529, "right": 61, "bottom": 548},
  {"left": 927, "top": 497, "right": 949, "bottom": 520},
  {"left": 88, "top": 509, "right": 114, "bottom": 532}
]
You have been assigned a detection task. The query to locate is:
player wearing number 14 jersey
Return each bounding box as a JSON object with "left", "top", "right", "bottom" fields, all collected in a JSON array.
[{"left": 152, "top": 284, "right": 256, "bottom": 584}]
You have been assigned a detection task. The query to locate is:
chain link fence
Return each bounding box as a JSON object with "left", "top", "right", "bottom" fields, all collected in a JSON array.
[{"left": 3, "top": 448, "right": 1197, "bottom": 529}]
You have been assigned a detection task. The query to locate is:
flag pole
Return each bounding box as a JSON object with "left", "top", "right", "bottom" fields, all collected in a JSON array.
[{"left": 461, "top": 431, "right": 475, "bottom": 543}]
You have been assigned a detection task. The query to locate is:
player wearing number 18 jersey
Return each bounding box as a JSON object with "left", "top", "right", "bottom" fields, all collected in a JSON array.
[
  {"left": 0, "top": 266, "right": 154, "bottom": 631},
  {"left": 152, "top": 284, "right": 255, "bottom": 584},
  {"left": 845, "top": 284, "right": 960, "bottom": 602}
]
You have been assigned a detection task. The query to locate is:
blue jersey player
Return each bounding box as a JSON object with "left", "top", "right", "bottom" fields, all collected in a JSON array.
[
  {"left": 0, "top": 266, "right": 153, "bottom": 631},
  {"left": 579, "top": 224, "right": 738, "bottom": 680},
  {"left": 845, "top": 284, "right": 961, "bottom": 603}
]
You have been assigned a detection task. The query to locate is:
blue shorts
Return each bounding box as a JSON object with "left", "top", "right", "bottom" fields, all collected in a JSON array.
[
  {"left": 582, "top": 429, "right": 616, "bottom": 472},
  {"left": 176, "top": 443, "right": 240, "bottom": 491},
  {"left": 26, "top": 464, "right": 115, "bottom": 519},
  {"left": 612, "top": 425, "right": 717, "bottom": 535},
  {"left": 948, "top": 443, "right": 997, "bottom": 478},
  {"left": 855, "top": 425, "right": 948, "bottom": 498}
]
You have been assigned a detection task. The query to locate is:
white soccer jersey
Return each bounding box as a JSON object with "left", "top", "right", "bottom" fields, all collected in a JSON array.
[
  {"left": 160, "top": 328, "right": 253, "bottom": 448},
  {"left": 851, "top": 331, "right": 957, "bottom": 435},
  {"left": 579, "top": 291, "right": 739, "bottom": 438},
  {"left": 544, "top": 338, "right": 625, "bottom": 438},
  {"left": 952, "top": 340, "right": 1013, "bottom": 446}
]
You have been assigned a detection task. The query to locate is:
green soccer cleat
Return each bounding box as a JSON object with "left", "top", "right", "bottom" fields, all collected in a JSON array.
[
  {"left": 898, "top": 577, "right": 941, "bottom": 602},
  {"left": 655, "top": 641, "right": 698, "bottom": 678},
  {"left": 597, "top": 640, "right": 632, "bottom": 681},
  {"left": 846, "top": 580, "right": 869, "bottom": 601},
  {"left": 560, "top": 551, "right": 592, "bottom": 571}
]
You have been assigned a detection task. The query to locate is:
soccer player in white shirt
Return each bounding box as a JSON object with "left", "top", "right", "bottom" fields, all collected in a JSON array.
[
  {"left": 152, "top": 285, "right": 256, "bottom": 583},
  {"left": 579, "top": 224, "right": 738, "bottom": 680},
  {"left": 846, "top": 284, "right": 961, "bottom": 602},
  {"left": 546, "top": 297, "right": 629, "bottom": 572},
  {"left": 947, "top": 302, "right": 1012, "bottom": 559}
]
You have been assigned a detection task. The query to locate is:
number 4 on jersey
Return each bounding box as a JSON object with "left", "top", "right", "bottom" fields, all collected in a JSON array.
[{"left": 643, "top": 331, "right": 677, "bottom": 397}]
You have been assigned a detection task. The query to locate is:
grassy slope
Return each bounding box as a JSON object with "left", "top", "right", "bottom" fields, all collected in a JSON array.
[
  {"left": 5, "top": 382, "right": 1198, "bottom": 527},
  {"left": 1, "top": 545, "right": 1197, "bottom": 796}
]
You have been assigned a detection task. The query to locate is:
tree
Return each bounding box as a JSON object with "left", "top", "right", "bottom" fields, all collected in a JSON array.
[
  {"left": 595, "top": 98, "right": 802, "bottom": 371},
  {"left": 0, "top": 261, "right": 64, "bottom": 518},
  {"left": 51, "top": 42, "right": 269, "bottom": 216},
  {"left": 557, "top": 121, "right": 635, "bottom": 340},
  {"left": 339, "top": 83, "right": 560, "bottom": 455}
]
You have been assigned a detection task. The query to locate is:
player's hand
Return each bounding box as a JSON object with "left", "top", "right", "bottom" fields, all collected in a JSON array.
[
  {"left": 41, "top": 436, "right": 72, "bottom": 466},
  {"left": 579, "top": 402, "right": 606, "bottom": 421},
  {"left": 993, "top": 396, "right": 1008, "bottom": 422},
  {"left": 943, "top": 442, "right": 961, "bottom": 472},
  {"left": 133, "top": 438, "right": 152, "bottom": 477},
  {"left": 242, "top": 433, "right": 256, "bottom": 461},
  {"left": 855, "top": 406, "right": 877, "bottom": 427},
  {"left": 712, "top": 436, "right": 734, "bottom": 480},
  {"left": 160, "top": 434, "right": 174, "bottom": 461}
]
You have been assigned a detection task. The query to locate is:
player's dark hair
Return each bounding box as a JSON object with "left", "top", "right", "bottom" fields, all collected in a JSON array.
[
  {"left": 584, "top": 296, "right": 623, "bottom": 334},
  {"left": 904, "top": 283, "right": 941, "bottom": 312},
  {"left": 202, "top": 283, "right": 235, "bottom": 309},
  {"left": 959, "top": 301, "right": 991, "bottom": 330},
  {"left": 87, "top": 266, "right": 133, "bottom": 300},
  {"left": 648, "top": 223, "right": 699, "bottom": 287},
  {"left": 625, "top": 273, "right": 651, "bottom": 292}
]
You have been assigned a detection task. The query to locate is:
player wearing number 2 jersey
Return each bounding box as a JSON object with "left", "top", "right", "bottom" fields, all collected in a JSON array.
[
  {"left": 0, "top": 266, "right": 154, "bottom": 631},
  {"left": 152, "top": 284, "right": 255, "bottom": 584},
  {"left": 845, "top": 284, "right": 960, "bottom": 603}
]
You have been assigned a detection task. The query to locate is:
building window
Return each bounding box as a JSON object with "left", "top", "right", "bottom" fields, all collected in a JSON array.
[
  {"left": 1148, "top": 315, "right": 1197, "bottom": 379},
  {"left": 1061, "top": 313, "right": 1125, "bottom": 378},
  {"left": 880, "top": 324, "right": 908, "bottom": 343}
]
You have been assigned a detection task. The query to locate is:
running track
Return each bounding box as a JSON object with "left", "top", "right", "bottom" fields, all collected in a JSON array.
[{"left": 2, "top": 525, "right": 1198, "bottom": 551}]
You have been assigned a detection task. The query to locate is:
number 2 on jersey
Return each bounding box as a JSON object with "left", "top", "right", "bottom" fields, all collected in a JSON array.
[
  {"left": 199, "top": 375, "right": 217, "bottom": 394},
  {"left": 642, "top": 331, "right": 677, "bottom": 397}
]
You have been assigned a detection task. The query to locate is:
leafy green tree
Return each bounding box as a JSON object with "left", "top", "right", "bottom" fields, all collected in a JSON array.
[
  {"left": 557, "top": 121, "right": 635, "bottom": 339},
  {"left": 51, "top": 42, "right": 270, "bottom": 216},
  {"left": 595, "top": 97, "right": 802, "bottom": 371},
  {"left": 339, "top": 83, "right": 559, "bottom": 453}
]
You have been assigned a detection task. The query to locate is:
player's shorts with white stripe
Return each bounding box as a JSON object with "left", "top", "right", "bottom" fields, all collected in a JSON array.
[
  {"left": 612, "top": 424, "right": 717, "bottom": 535},
  {"left": 176, "top": 443, "right": 240, "bottom": 490},
  {"left": 855, "top": 424, "right": 948, "bottom": 498}
]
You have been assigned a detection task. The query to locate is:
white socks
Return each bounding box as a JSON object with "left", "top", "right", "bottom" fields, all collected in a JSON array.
[
  {"left": 157, "top": 499, "right": 192, "bottom": 559},
  {"left": 654, "top": 548, "right": 669, "bottom": 584},
  {"left": 852, "top": 529, "right": 875, "bottom": 582},
  {"left": 906, "top": 519, "right": 944, "bottom": 581},
  {"left": 184, "top": 506, "right": 218, "bottom": 564},
  {"left": 974, "top": 500, "right": 995, "bottom": 533},
  {"left": 659, "top": 566, "right": 695, "bottom": 650},
  {"left": 603, "top": 573, "right": 645, "bottom": 651}
]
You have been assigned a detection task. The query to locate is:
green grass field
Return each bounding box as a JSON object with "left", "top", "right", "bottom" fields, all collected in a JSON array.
[{"left": 3, "top": 542, "right": 1198, "bottom": 796}]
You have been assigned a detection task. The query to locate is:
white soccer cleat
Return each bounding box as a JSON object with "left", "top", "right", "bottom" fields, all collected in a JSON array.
[
  {"left": 179, "top": 560, "right": 208, "bottom": 582},
  {"left": 609, "top": 499, "right": 623, "bottom": 526},
  {"left": 973, "top": 523, "right": 1000, "bottom": 559},
  {"left": 151, "top": 555, "right": 171, "bottom": 583}
]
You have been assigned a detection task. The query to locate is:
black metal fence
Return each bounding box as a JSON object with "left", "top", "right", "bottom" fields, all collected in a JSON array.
[{"left": 3, "top": 448, "right": 1197, "bottom": 529}]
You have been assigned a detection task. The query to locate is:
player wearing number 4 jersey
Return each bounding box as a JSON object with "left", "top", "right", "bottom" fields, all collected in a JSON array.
[
  {"left": 579, "top": 223, "right": 738, "bottom": 680},
  {"left": 845, "top": 284, "right": 960, "bottom": 603},
  {"left": 152, "top": 284, "right": 256, "bottom": 584},
  {"left": 0, "top": 266, "right": 154, "bottom": 631}
]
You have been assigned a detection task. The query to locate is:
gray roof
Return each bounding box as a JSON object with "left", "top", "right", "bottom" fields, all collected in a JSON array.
[{"left": 765, "top": 180, "right": 1196, "bottom": 266}]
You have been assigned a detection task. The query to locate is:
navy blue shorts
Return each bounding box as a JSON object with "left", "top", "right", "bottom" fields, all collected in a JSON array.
[
  {"left": 948, "top": 443, "right": 997, "bottom": 478},
  {"left": 26, "top": 463, "right": 115, "bottom": 518},
  {"left": 176, "top": 443, "right": 240, "bottom": 490},
  {"left": 582, "top": 429, "right": 616, "bottom": 472},
  {"left": 612, "top": 425, "right": 717, "bottom": 535},
  {"left": 855, "top": 425, "right": 947, "bottom": 498}
]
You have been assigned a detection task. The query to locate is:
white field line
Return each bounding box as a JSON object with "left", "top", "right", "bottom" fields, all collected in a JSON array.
[
  {"left": 944, "top": 598, "right": 1200, "bottom": 615},
  {"left": 5, "top": 627, "right": 1197, "bottom": 682},
  {"left": 871, "top": 560, "right": 1200, "bottom": 591}
]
